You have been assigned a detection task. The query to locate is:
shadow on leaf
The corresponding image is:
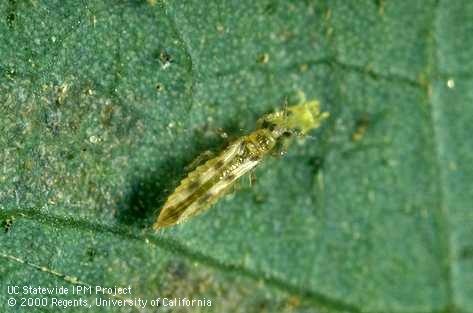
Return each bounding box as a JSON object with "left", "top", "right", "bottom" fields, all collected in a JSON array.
[{"left": 115, "top": 121, "right": 243, "bottom": 229}]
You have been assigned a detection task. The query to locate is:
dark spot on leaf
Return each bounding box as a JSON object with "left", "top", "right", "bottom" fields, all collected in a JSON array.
[
  {"left": 6, "top": 0, "right": 17, "bottom": 29},
  {"left": 2, "top": 218, "right": 14, "bottom": 233},
  {"left": 460, "top": 246, "right": 473, "bottom": 260},
  {"left": 43, "top": 110, "right": 61, "bottom": 136},
  {"left": 86, "top": 247, "right": 97, "bottom": 261},
  {"left": 263, "top": 3, "right": 277, "bottom": 15},
  {"left": 351, "top": 113, "right": 370, "bottom": 142},
  {"left": 155, "top": 83, "right": 163, "bottom": 92},
  {"left": 307, "top": 156, "right": 324, "bottom": 174},
  {"left": 3, "top": 65, "right": 16, "bottom": 80},
  {"left": 374, "top": 0, "right": 385, "bottom": 15},
  {"left": 253, "top": 192, "right": 268, "bottom": 204},
  {"left": 257, "top": 300, "right": 269, "bottom": 311},
  {"left": 6, "top": 13, "right": 15, "bottom": 27},
  {"left": 159, "top": 50, "right": 173, "bottom": 67},
  {"left": 60, "top": 149, "right": 75, "bottom": 160},
  {"left": 257, "top": 53, "right": 269, "bottom": 64},
  {"left": 100, "top": 104, "right": 114, "bottom": 127},
  {"left": 374, "top": 0, "right": 383, "bottom": 8},
  {"left": 166, "top": 260, "right": 188, "bottom": 279},
  {"left": 286, "top": 295, "right": 301, "bottom": 309}
]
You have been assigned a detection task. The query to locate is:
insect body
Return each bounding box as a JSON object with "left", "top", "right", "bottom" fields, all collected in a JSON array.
[{"left": 154, "top": 93, "right": 329, "bottom": 230}]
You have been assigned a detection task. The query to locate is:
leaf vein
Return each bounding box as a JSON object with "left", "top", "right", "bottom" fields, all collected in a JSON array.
[
  {"left": 1, "top": 208, "right": 359, "bottom": 313},
  {"left": 0, "top": 251, "right": 91, "bottom": 287},
  {"left": 427, "top": 0, "right": 454, "bottom": 309}
]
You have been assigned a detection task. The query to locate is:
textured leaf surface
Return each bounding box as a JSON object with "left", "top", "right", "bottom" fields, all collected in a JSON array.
[{"left": 1, "top": 1, "right": 472, "bottom": 312}]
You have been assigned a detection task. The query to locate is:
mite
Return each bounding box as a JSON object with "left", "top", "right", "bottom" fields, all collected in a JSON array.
[{"left": 154, "top": 92, "right": 329, "bottom": 230}]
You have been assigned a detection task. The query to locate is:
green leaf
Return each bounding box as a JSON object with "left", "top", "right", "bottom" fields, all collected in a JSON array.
[{"left": 1, "top": 1, "right": 472, "bottom": 312}]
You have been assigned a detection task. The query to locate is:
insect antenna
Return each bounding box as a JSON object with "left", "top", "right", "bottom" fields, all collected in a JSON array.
[
  {"left": 281, "top": 96, "right": 291, "bottom": 135},
  {"left": 283, "top": 96, "right": 289, "bottom": 121}
]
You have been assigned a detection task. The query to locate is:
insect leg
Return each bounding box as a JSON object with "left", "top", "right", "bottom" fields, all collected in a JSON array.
[
  {"left": 248, "top": 171, "right": 257, "bottom": 187},
  {"left": 184, "top": 150, "right": 215, "bottom": 172},
  {"left": 271, "top": 131, "right": 293, "bottom": 157}
]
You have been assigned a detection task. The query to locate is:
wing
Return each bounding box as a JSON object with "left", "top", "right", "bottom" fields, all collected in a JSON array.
[
  {"left": 177, "top": 158, "right": 261, "bottom": 223},
  {"left": 154, "top": 139, "right": 244, "bottom": 229}
]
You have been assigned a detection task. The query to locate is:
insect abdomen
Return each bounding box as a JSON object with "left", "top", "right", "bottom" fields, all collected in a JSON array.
[{"left": 154, "top": 140, "right": 244, "bottom": 229}]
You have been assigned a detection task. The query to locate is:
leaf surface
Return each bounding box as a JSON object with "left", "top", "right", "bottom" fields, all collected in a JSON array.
[{"left": 1, "top": 1, "right": 472, "bottom": 312}]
